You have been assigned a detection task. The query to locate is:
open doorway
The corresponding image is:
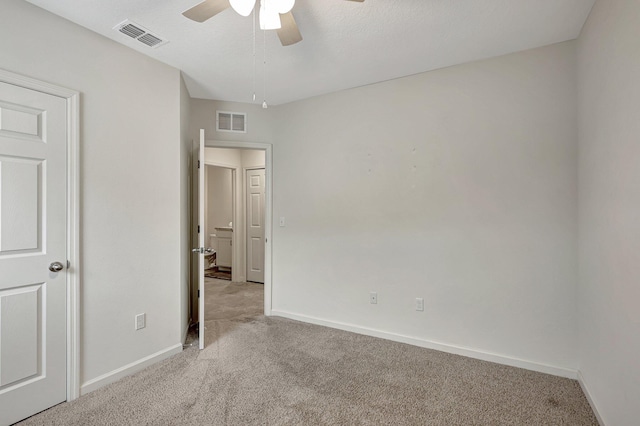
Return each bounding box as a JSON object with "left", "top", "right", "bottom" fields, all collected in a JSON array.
[
  {"left": 204, "top": 164, "right": 235, "bottom": 281},
  {"left": 192, "top": 145, "right": 269, "bottom": 349}
]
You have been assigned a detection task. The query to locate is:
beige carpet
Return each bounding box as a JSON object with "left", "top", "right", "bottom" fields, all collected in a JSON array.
[
  {"left": 204, "top": 278, "right": 263, "bottom": 322},
  {"left": 18, "top": 281, "right": 597, "bottom": 425}
]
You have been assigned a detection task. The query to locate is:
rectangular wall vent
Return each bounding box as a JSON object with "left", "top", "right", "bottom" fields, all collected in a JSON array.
[
  {"left": 113, "top": 20, "right": 168, "bottom": 49},
  {"left": 217, "top": 111, "right": 247, "bottom": 133}
]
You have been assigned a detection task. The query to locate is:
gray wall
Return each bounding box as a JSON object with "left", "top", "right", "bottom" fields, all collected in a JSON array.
[
  {"left": 0, "top": 0, "right": 183, "bottom": 389},
  {"left": 577, "top": 0, "right": 640, "bottom": 423}
]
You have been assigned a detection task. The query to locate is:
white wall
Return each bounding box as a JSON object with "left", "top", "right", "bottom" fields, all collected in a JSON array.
[
  {"left": 242, "top": 149, "right": 266, "bottom": 168},
  {"left": 577, "top": 0, "right": 640, "bottom": 423},
  {"left": 0, "top": 0, "right": 183, "bottom": 389},
  {"left": 270, "top": 42, "right": 579, "bottom": 373},
  {"left": 180, "top": 75, "right": 192, "bottom": 342},
  {"left": 205, "top": 166, "right": 233, "bottom": 243},
  {"left": 190, "top": 42, "right": 579, "bottom": 375},
  {"left": 205, "top": 146, "right": 243, "bottom": 166}
]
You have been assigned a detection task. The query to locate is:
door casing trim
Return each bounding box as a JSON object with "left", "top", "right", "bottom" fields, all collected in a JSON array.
[{"left": 0, "top": 68, "right": 81, "bottom": 401}]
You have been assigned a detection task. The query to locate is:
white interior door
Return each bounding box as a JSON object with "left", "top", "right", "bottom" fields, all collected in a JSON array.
[
  {"left": 197, "top": 130, "right": 205, "bottom": 350},
  {"left": 246, "top": 168, "right": 265, "bottom": 283},
  {"left": 0, "top": 82, "right": 67, "bottom": 425}
]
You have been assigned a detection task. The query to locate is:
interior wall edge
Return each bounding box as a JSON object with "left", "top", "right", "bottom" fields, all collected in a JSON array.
[
  {"left": 271, "top": 310, "right": 578, "bottom": 380},
  {"left": 182, "top": 323, "right": 190, "bottom": 345},
  {"left": 577, "top": 370, "right": 606, "bottom": 426}
]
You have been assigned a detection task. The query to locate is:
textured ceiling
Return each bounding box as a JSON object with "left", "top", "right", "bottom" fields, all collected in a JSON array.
[{"left": 26, "top": 0, "right": 595, "bottom": 106}]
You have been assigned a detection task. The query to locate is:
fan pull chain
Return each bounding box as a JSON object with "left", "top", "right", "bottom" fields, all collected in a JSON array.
[
  {"left": 252, "top": 6, "right": 256, "bottom": 102},
  {"left": 262, "top": 19, "right": 268, "bottom": 109}
]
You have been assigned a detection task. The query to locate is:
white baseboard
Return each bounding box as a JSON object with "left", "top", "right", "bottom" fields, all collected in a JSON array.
[
  {"left": 80, "top": 343, "right": 183, "bottom": 395},
  {"left": 577, "top": 370, "right": 605, "bottom": 425},
  {"left": 271, "top": 310, "right": 577, "bottom": 379}
]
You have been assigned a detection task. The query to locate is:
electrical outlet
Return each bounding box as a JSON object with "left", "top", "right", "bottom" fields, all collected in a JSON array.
[
  {"left": 135, "top": 313, "right": 146, "bottom": 330},
  {"left": 370, "top": 292, "right": 378, "bottom": 304},
  {"left": 415, "top": 298, "right": 424, "bottom": 311}
]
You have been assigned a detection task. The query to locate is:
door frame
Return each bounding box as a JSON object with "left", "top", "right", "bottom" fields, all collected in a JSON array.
[
  {"left": 206, "top": 140, "right": 273, "bottom": 316},
  {"left": 0, "top": 69, "right": 81, "bottom": 401}
]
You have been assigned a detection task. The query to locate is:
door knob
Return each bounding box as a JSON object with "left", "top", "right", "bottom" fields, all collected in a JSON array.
[
  {"left": 192, "top": 247, "right": 215, "bottom": 254},
  {"left": 49, "top": 261, "right": 64, "bottom": 272}
]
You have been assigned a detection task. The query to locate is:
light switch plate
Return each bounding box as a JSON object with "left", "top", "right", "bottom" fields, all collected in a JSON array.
[{"left": 135, "top": 313, "right": 146, "bottom": 330}]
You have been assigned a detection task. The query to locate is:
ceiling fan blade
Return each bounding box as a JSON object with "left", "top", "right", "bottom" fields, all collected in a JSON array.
[
  {"left": 277, "top": 11, "right": 303, "bottom": 46},
  {"left": 183, "top": 0, "right": 230, "bottom": 23}
]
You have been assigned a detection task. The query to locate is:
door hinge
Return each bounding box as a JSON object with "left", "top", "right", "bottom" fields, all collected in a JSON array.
[
  {"left": 198, "top": 290, "right": 200, "bottom": 298},
  {"left": 198, "top": 160, "right": 200, "bottom": 169},
  {"left": 198, "top": 225, "right": 200, "bottom": 233}
]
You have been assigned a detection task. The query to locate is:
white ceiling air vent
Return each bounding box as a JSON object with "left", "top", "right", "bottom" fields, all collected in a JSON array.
[
  {"left": 113, "top": 20, "right": 168, "bottom": 49},
  {"left": 217, "top": 111, "right": 247, "bottom": 133}
]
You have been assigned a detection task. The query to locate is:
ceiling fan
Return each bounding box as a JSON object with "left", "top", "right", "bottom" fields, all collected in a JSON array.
[{"left": 183, "top": 0, "right": 365, "bottom": 46}]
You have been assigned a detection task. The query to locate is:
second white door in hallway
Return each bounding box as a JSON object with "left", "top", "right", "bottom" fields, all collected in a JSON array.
[{"left": 246, "top": 168, "right": 265, "bottom": 283}]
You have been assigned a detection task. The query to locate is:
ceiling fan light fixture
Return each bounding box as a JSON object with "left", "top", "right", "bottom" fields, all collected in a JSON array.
[
  {"left": 259, "top": 1, "right": 282, "bottom": 30},
  {"left": 230, "top": 0, "right": 256, "bottom": 17}
]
